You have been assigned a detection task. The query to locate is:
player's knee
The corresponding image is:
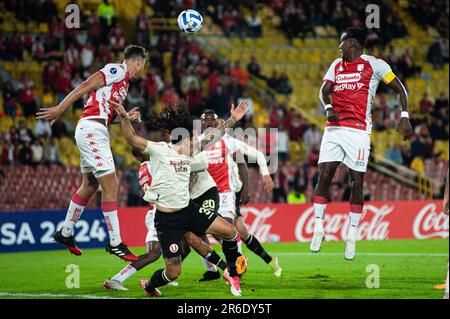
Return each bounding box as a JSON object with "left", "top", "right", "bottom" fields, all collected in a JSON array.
[
  {"left": 224, "top": 224, "right": 238, "bottom": 241},
  {"left": 184, "top": 232, "right": 199, "bottom": 246},
  {"left": 82, "top": 181, "right": 98, "bottom": 194}
]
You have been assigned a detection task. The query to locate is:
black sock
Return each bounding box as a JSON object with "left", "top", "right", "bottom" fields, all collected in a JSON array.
[
  {"left": 145, "top": 269, "right": 170, "bottom": 292},
  {"left": 244, "top": 234, "right": 272, "bottom": 264},
  {"left": 221, "top": 235, "right": 240, "bottom": 277},
  {"left": 205, "top": 251, "right": 227, "bottom": 271}
]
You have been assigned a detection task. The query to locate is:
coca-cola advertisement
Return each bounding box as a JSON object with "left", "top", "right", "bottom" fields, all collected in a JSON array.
[{"left": 115, "top": 200, "right": 449, "bottom": 246}]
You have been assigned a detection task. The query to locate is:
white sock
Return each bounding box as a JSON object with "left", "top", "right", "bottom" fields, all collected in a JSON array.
[
  {"left": 314, "top": 203, "right": 327, "bottom": 220},
  {"left": 237, "top": 238, "right": 243, "bottom": 255},
  {"left": 62, "top": 194, "right": 87, "bottom": 237},
  {"left": 112, "top": 265, "right": 137, "bottom": 283},
  {"left": 201, "top": 257, "right": 218, "bottom": 272},
  {"left": 102, "top": 209, "right": 122, "bottom": 246},
  {"left": 349, "top": 212, "right": 362, "bottom": 228}
]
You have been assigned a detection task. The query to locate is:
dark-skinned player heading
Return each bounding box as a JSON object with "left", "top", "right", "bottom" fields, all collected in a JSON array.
[{"left": 310, "top": 27, "right": 413, "bottom": 260}]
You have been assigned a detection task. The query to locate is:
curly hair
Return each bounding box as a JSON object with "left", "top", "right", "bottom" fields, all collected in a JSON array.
[{"left": 148, "top": 100, "right": 193, "bottom": 144}]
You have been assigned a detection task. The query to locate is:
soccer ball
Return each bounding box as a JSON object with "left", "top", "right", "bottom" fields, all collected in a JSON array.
[{"left": 177, "top": 9, "right": 203, "bottom": 33}]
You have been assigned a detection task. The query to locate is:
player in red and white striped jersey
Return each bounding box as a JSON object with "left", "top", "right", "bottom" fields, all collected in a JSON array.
[
  {"left": 310, "top": 28, "right": 413, "bottom": 260},
  {"left": 36, "top": 45, "right": 147, "bottom": 262},
  {"left": 198, "top": 110, "right": 282, "bottom": 279}
]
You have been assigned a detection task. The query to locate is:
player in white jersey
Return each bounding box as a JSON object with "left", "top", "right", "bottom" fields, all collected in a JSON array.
[
  {"left": 198, "top": 111, "right": 282, "bottom": 278},
  {"left": 109, "top": 99, "right": 249, "bottom": 297},
  {"left": 311, "top": 28, "right": 413, "bottom": 260},
  {"left": 103, "top": 150, "right": 232, "bottom": 291},
  {"left": 36, "top": 45, "right": 148, "bottom": 262}
]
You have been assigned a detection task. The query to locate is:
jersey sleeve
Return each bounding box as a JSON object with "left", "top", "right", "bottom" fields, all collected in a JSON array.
[
  {"left": 373, "top": 58, "right": 396, "bottom": 84},
  {"left": 98, "top": 63, "right": 126, "bottom": 86},
  {"left": 223, "top": 135, "right": 241, "bottom": 155},
  {"left": 143, "top": 141, "right": 168, "bottom": 158},
  {"left": 191, "top": 151, "right": 209, "bottom": 173},
  {"left": 233, "top": 138, "right": 270, "bottom": 176},
  {"left": 323, "top": 58, "right": 341, "bottom": 83}
]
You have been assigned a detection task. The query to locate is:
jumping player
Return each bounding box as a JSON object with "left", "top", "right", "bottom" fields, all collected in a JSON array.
[
  {"left": 103, "top": 150, "right": 231, "bottom": 290},
  {"left": 36, "top": 45, "right": 147, "bottom": 261},
  {"left": 199, "top": 110, "right": 282, "bottom": 278},
  {"left": 110, "top": 100, "right": 249, "bottom": 297},
  {"left": 310, "top": 27, "right": 413, "bottom": 260}
]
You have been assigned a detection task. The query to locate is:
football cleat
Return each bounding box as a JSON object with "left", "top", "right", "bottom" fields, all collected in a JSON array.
[
  {"left": 229, "top": 276, "right": 242, "bottom": 297},
  {"left": 198, "top": 270, "right": 221, "bottom": 282},
  {"left": 345, "top": 226, "right": 358, "bottom": 260},
  {"left": 434, "top": 282, "right": 446, "bottom": 290},
  {"left": 310, "top": 218, "right": 325, "bottom": 253},
  {"left": 53, "top": 230, "right": 82, "bottom": 256},
  {"left": 236, "top": 255, "right": 248, "bottom": 275},
  {"left": 167, "top": 280, "right": 180, "bottom": 287},
  {"left": 269, "top": 257, "right": 282, "bottom": 277},
  {"left": 139, "top": 279, "right": 162, "bottom": 297},
  {"left": 223, "top": 269, "right": 232, "bottom": 286},
  {"left": 103, "top": 279, "right": 128, "bottom": 291},
  {"left": 105, "top": 242, "right": 138, "bottom": 262}
]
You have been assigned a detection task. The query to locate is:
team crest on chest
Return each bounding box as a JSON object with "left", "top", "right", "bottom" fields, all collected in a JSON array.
[{"left": 357, "top": 64, "right": 364, "bottom": 71}]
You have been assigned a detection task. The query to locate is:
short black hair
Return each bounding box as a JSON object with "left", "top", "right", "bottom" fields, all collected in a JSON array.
[
  {"left": 341, "top": 27, "right": 367, "bottom": 48},
  {"left": 124, "top": 45, "right": 147, "bottom": 60},
  {"left": 149, "top": 100, "right": 193, "bottom": 144}
]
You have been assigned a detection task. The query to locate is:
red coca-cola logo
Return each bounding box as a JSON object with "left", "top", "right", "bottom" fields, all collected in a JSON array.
[
  {"left": 294, "top": 204, "right": 392, "bottom": 242},
  {"left": 413, "top": 203, "right": 449, "bottom": 239},
  {"left": 240, "top": 206, "right": 280, "bottom": 243}
]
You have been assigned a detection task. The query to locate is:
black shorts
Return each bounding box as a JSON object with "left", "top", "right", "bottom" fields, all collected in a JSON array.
[
  {"left": 155, "top": 199, "right": 219, "bottom": 259},
  {"left": 192, "top": 187, "right": 220, "bottom": 215},
  {"left": 235, "top": 189, "right": 242, "bottom": 217}
]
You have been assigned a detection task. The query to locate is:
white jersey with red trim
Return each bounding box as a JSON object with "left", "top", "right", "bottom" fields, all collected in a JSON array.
[
  {"left": 323, "top": 54, "right": 396, "bottom": 134},
  {"left": 80, "top": 63, "right": 130, "bottom": 126},
  {"left": 205, "top": 134, "right": 269, "bottom": 193}
]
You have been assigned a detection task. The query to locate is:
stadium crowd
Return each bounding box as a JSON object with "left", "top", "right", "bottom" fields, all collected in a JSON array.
[{"left": 0, "top": 0, "right": 449, "bottom": 208}]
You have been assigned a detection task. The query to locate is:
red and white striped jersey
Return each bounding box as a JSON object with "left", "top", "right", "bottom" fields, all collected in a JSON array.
[
  {"left": 80, "top": 63, "right": 129, "bottom": 126},
  {"left": 205, "top": 134, "right": 270, "bottom": 193},
  {"left": 323, "top": 54, "right": 396, "bottom": 134},
  {"left": 139, "top": 162, "right": 154, "bottom": 210}
]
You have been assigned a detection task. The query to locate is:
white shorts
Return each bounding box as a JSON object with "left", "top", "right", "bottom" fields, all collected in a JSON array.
[
  {"left": 75, "top": 119, "right": 115, "bottom": 178},
  {"left": 218, "top": 192, "right": 236, "bottom": 220},
  {"left": 145, "top": 206, "right": 158, "bottom": 243},
  {"left": 318, "top": 127, "right": 371, "bottom": 172}
]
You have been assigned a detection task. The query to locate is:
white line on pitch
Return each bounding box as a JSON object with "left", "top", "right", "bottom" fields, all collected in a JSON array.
[
  {"left": 0, "top": 292, "right": 135, "bottom": 299},
  {"left": 274, "top": 252, "right": 448, "bottom": 257}
]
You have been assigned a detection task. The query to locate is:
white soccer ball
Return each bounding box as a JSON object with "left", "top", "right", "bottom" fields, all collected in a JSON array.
[{"left": 177, "top": 9, "right": 203, "bottom": 33}]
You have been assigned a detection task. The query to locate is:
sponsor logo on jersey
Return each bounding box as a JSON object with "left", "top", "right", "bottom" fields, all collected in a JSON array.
[
  {"left": 333, "top": 82, "right": 365, "bottom": 91},
  {"left": 335, "top": 73, "right": 361, "bottom": 83}
]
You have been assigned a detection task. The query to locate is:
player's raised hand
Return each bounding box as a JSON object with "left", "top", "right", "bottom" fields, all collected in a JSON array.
[
  {"left": 36, "top": 105, "right": 64, "bottom": 125},
  {"left": 326, "top": 108, "right": 341, "bottom": 122},
  {"left": 127, "top": 107, "right": 142, "bottom": 122},
  {"left": 262, "top": 175, "right": 275, "bottom": 192},
  {"left": 230, "top": 100, "right": 249, "bottom": 123},
  {"left": 397, "top": 117, "right": 413, "bottom": 140},
  {"left": 109, "top": 100, "right": 128, "bottom": 118}
]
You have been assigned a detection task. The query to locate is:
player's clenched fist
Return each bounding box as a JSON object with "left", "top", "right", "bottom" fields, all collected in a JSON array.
[
  {"left": 397, "top": 117, "right": 413, "bottom": 141},
  {"left": 326, "top": 108, "right": 341, "bottom": 123}
]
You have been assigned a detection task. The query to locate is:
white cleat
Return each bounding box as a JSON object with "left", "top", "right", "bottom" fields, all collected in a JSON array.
[
  {"left": 167, "top": 280, "right": 179, "bottom": 287},
  {"left": 103, "top": 279, "right": 128, "bottom": 291},
  {"left": 310, "top": 218, "right": 325, "bottom": 253},
  {"left": 269, "top": 257, "right": 282, "bottom": 277},
  {"left": 345, "top": 226, "right": 358, "bottom": 260},
  {"left": 229, "top": 276, "right": 242, "bottom": 297}
]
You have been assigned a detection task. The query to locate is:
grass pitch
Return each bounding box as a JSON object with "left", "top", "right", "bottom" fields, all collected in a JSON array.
[{"left": 0, "top": 239, "right": 448, "bottom": 299}]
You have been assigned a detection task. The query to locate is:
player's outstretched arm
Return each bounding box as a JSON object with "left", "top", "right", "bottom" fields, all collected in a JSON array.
[
  {"left": 201, "top": 100, "right": 248, "bottom": 149},
  {"left": 319, "top": 81, "right": 341, "bottom": 122},
  {"left": 36, "top": 72, "right": 105, "bottom": 125},
  {"left": 388, "top": 77, "right": 413, "bottom": 140},
  {"left": 109, "top": 101, "right": 148, "bottom": 152}
]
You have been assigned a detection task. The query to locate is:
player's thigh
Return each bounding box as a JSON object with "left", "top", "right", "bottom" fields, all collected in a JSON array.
[
  {"left": 318, "top": 129, "right": 345, "bottom": 165},
  {"left": 184, "top": 231, "right": 210, "bottom": 256},
  {"left": 341, "top": 131, "right": 371, "bottom": 173},
  {"left": 205, "top": 215, "right": 236, "bottom": 240},
  {"left": 81, "top": 172, "right": 99, "bottom": 191},
  {"left": 188, "top": 201, "right": 220, "bottom": 238},
  {"left": 154, "top": 211, "right": 186, "bottom": 260}
]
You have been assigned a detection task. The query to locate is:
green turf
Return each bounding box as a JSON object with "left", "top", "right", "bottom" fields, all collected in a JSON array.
[{"left": 0, "top": 239, "right": 448, "bottom": 299}]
